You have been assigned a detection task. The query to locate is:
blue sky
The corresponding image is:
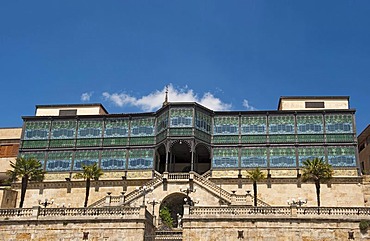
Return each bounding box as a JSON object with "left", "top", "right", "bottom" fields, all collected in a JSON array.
[{"left": 0, "top": 1, "right": 369, "bottom": 133}]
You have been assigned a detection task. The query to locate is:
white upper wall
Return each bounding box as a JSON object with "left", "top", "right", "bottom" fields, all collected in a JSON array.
[
  {"left": 278, "top": 96, "right": 350, "bottom": 111},
  {"left": 0, "top": 128, "right": 22, "bottom": 140},
  {"left": 35, "top": 104, "right": 108, "bottom": 116}
]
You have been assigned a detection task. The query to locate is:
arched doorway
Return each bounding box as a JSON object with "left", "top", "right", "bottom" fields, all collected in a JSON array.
[
  {"left": 194, "top": 143, "right": 211, "bottom": 174},
  {"left": 169, "top": 140, "right": 191, "bottom": 173},
  {"left": 159, "top": 193, "right": 189, "bottom": 228}
]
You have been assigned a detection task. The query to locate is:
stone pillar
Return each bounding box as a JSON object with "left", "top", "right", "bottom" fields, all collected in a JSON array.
[
  {"left": 105, "top": 193, "right": 112, "bottom": 207},
  {"left": 32, "top": 206, "right": 40, "bottom": 217},
  {"left": 290, "top": 204, "right": 297, "bottom": 217}
]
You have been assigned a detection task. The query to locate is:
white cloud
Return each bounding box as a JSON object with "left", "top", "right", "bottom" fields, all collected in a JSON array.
[
  {"left": 81, "top": 92, "right": 93, "bottom": 102},
  {"left": 102, "top": 84, "right": 231, "bottom": 111},
  {"left": 242, "top": 99, "right": 257, "bottom": 111}
]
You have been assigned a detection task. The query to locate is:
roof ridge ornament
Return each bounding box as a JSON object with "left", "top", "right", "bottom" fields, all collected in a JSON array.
[{"left": 162, "top": 85, "right": 169, "bottom": 107}]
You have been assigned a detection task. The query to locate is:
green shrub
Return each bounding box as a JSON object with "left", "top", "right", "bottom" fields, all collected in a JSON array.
[
  {"left": 159, "top": 206, "right": 173, "bottom": 228},
  {"left": 359, "top": 220, "right": 369, "bottom": 231}
]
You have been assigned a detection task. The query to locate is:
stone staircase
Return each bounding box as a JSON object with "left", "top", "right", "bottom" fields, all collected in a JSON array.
[{"left": 89, "top": 171, "right": 270, "bottom": 207}]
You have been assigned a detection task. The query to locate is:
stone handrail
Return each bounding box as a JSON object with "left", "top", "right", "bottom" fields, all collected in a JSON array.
[
  {"left": 42, "top": 206, "right": 142, "bottom": 217},
  {"left": 235, "top": 193, "right": 270, "bottom": 207},
  {"left": 192, "top": 172, "right": 231, "bottom": 203},
  {"left": 188, "top": 206, "right": 370, "bottom": 218},
  {"left": 202, "top": 170, "right": 211, "bottom": 179},
  {"left": 189, "top": 206, "right": 291, "bottom": 216},
  {"left": 123, "top": 174, "right": 163, "bottom": 204},
  {"left": 0, "top": 208, "right": 33, "bottom": 217},
  {"left": 168, "top": 173, "right": 190, "bottom": 180},
  {"left": 297, "top": 207, "right": 370, "bottom": 216}
]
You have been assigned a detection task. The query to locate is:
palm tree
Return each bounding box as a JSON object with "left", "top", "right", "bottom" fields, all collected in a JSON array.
[
  {"left": 301, "top": 158, "right": 333, "bottom": 207},
  {"left": 7, "top": 157, "right": 45, "bottom": 208},
  {"left": 74, "top": 163, "right": 103, "bottom": 207},
  {"left": 246, "top": 168, "right": 266, "bottom": 206}
]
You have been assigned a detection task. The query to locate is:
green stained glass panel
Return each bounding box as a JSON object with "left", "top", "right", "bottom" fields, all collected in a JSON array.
[
  {"left": 104, "top": 118, "right": 129, "bottom": 137},
  {"left": 212, "top": 148, "right": 238, "bottom": 168},
  {"left": 298, "top": 147, "right": 325, "bottom": 166},
  {"left": 73, "top": 150, "right": 99, "bottom": 170},
  {"left": 24, "top": 121, "right": 50, "bottom": 140},
  {"left": 46, "top": 151, "right": 73, "bottom": 172},
  {"left": 131, "top": 118, "right": 155, "bottom": 136},
  {"left": 51, "top": 120, "right": 77, "bottom": 139},
  {"left": 296, "top": 115, "right": 323, "bottom": 134},
  {"left": 326, "top": 134, "right": 354, "bottom": 143},
  {"left": 269, "top": 147, "right": 296, "bottom": 167},
  {"left": 128, "top": 149, "right": 154, "bottom": 169},
  {"left": 22, "top": 140, "right": 48, "bottom": 149},
  {"left": 269, "top": 115, "right": 295, "bottom": 134},
  {"left": 195, "top": 111, "right": 211, "bottom": 133},
  {"left": 241, "top": 135, "right": 267, "bottom": 143},
  {"left": 213, "top": 135, "right": 239, "bottom": 144},
  {"left": 269, "top": 135, "right": 295, "bottom": 143},
  {"left": 78, "top": 120, "right": 103, "bottom": 138},
  {"left": 241, "top": 148, "right": 268, "bottom": 167},
  {"left": 327, "top": 146, "right": 356, "bottom": 167},
  {"left": 325, "top": 114, "right": 353, "bottom": 133},
  {"left": 170, "top": 108, "right": 193, "bottom": 127},
  {"left": 241, "top": 116, "right": 267, "bottom": 134},
  {"left": 297, "top": 134, "right": 324, "bottom": 143},
  {"left": 103, "top": 138, "right": 128, "bottom": 146},
  {"left": 213, "top": 116, "right": 239, "bottom": 135},
  {"left": 76, "top": 138, "right": 101, "bottom": 147},
  {"left": 169, "top": 128, "right": 192, "bottom": 136},
  {"left": 49, "top": 139, "right": 75, "bottom": 148},
  {"left": 101, "top": 150, "right": 126, "bottom": 170},
  {"left": 129, "top": 137, "right": 155, "bottom": 145},
  {"left": 157, "top": 111, "right": 169, "bottom": 133}
]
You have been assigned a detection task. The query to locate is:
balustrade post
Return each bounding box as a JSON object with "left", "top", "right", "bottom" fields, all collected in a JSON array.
[
  {"left": 231, "top": 191, "right": 236, "bottom": 204},
  {"left": 183, "top": 204, "right": 190, "bottom": 217},
  {"left": 32, "top": 206, "right": 40, "bottom": 217},
  {"left": 105, "top": 192, "right": 112, "bottom": 207},
  {"left": 163, "top": 172, "right": 169, "bottom": 180},
  {"left": 290, "top": 204, "right": 298, "bottom": 217},
  {"left": 139, "top": 205, "right": 146, "bottom": 218}
]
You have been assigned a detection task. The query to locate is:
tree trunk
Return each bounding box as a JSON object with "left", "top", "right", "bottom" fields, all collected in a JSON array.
[
  {"left": 253, "top": 181, "right": 257, "bottom": 207},
  {"left": 84, "top": 178, "right": 90, "bottom": 208},
  {"left": 19, "top": 176, "right": 28, "bottom": 208},
  {"left": 315, "top": 180, "right": 321, "bottom": 207}
]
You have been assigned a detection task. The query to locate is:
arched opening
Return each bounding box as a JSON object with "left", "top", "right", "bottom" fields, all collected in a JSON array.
[
  {"left": 194, "top": 143, "right": 211, "bottom": 174},
  {"left": 169, "top": 141, "right": 191, "bottom": 173},
  {"left": 155, "top": 144, "right": 166, "bottom": 174},
  {"left": 159, "top": 192, "right": 189, "bottom": 228}
]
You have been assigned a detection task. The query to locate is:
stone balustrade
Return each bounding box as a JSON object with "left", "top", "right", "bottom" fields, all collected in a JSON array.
[
  {"left": 187, "top": 206, "right": 370, "bottom": 219},
  {"left": 0, "top": 206, "right": 145, "bottom": 219}
]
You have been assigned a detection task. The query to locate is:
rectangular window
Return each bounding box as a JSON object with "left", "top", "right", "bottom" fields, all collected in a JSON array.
[
  {"left": 59, "top": 109, "right": 77, "bottom": 116},
  {"left": 305, "top": 102, "right": 324, "bottom": 108}
]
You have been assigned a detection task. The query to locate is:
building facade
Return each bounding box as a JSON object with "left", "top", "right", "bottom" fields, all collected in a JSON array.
[
  {"left": 359, "top": 125, "right": 370, "bottom": 174},
  {"left": 18, "top": 96, "right": 359, "bottom": 181}
]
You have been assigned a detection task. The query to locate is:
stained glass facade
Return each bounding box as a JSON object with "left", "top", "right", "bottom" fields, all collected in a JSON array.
[
  {"left": 73, "top": 151, "right": 99, "bottom": 170},
  {"left": 241, "top": 148, "right": 267, "bottom": 168},
  {"left": 46, "top": 151, "right": 73, "bottom": 172},
  {"left": 195, "top": 111, "right": 211, "bottom": 134},
  {"left": 212, "top": 148, "right": 239, "bottom": 168},
  {"left": 269, "top": 147, "right": 296, "bottom": 168},
  {"left": 19, "top": 102, "right": 358, "bottom": 173},
  {"left": 327, "top": 146, "right": 356, "bottom": 167},
  {"left": 213, "top": 116, "right": 239, "bottom": 135},
  {"left": 128, "top": 149, "right": 154, "bottom": 169},
  {"left": 101, "top": 150, "right": 126, "bottom": 170},
  {"left": 298, "top": 147, "right": 325, "bottom": 166},
  {"left": 170, "top": 108, "right": 193, "bottom": 127}
]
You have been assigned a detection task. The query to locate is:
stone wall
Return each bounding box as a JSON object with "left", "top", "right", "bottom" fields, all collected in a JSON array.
[
  {"left": 0, "top": 206, "right": 155, "bottom": 241},
  {"left": 182, "top": 205, "right": 369, "bottom": 241}
]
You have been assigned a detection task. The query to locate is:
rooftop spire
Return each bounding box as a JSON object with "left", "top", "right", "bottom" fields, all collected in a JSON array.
[{"left": 163, "top": 85, "right": 169, "bottom": 107}]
